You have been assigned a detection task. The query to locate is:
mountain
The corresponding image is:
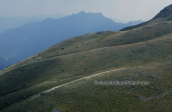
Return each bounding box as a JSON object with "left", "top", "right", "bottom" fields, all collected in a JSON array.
[
  {"left": 0, "top": 11, "right": 127, "bottom": 70},
  {"left": 0, "top": 13, "right": 67, "bottom": 34},
  {"left": 125, "top": 20, "right": 144, "bottom": 26},
  {"left": 110, "top": 18, "right": 144, "bottom": 26},
  {"left": 1, "top": 5, "right": 172, "bottom": 112},
  {"left": 109, "top": 17, "right": 127, "bottom": 23},
  {"left": 120, "top": 4, "right": 172, "bottom": 31},
  {"left": 109, "top": 18, "right": 144, "bottom": 26}
]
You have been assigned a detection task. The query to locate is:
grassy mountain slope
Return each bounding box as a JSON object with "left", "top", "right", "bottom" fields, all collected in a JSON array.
[
  {"left": 3, "top": 62, "right": 172, "bottom": 112},
  {"left": 1, "top": 5, "right": 172, "bottom": 112},
  {"left": 0, "top": 30, "right": 172, "bottom": 111}
]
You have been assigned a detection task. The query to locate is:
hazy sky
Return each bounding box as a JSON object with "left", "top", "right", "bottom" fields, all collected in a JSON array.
[{"left": 0, "top": 0, "right": 172, "bottom": 22}]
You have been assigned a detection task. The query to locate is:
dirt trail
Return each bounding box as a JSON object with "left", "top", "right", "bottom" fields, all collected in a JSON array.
[
  {"left": 45, "top": 68, "right": 126, "bottom": 92},
  {"left": 28, "top": 67, "right": 171, "bottom": 101},
  {"left": 29, "top": 67, "right": 127, "bottom": 100}
]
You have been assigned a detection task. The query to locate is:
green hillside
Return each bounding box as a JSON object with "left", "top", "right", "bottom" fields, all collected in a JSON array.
[{"left": 1, "top": 4, "right": 172, "bottom": 112}]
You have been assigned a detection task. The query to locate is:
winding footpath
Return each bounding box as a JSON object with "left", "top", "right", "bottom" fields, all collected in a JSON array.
[
  {"left": 29, "top": 68, "right": 127, "bottom": 100},
  {"left": 27, "top": 67, "right": 171, "bottom": 102}
]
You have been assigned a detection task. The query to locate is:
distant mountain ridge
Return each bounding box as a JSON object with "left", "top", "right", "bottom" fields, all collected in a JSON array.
[
  {"left": 0, "top": 11, "right": 127, "bottom": 70},
  {"left": 0, "top": 13, "right": 67, "bottom": 34},
  {"left": 108, "top": 18, "right": 127, "bottom": 23},
  {"left": 125, "top": 20, "right": 144, "bottom": 26},
  {"left": 109, "top": 18, "right": 144, "bottom": 25}
]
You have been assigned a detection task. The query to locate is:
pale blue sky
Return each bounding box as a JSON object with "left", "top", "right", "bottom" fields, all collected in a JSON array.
[{"left": 0, "top": 0, "right": 172, "bottom": 21}]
